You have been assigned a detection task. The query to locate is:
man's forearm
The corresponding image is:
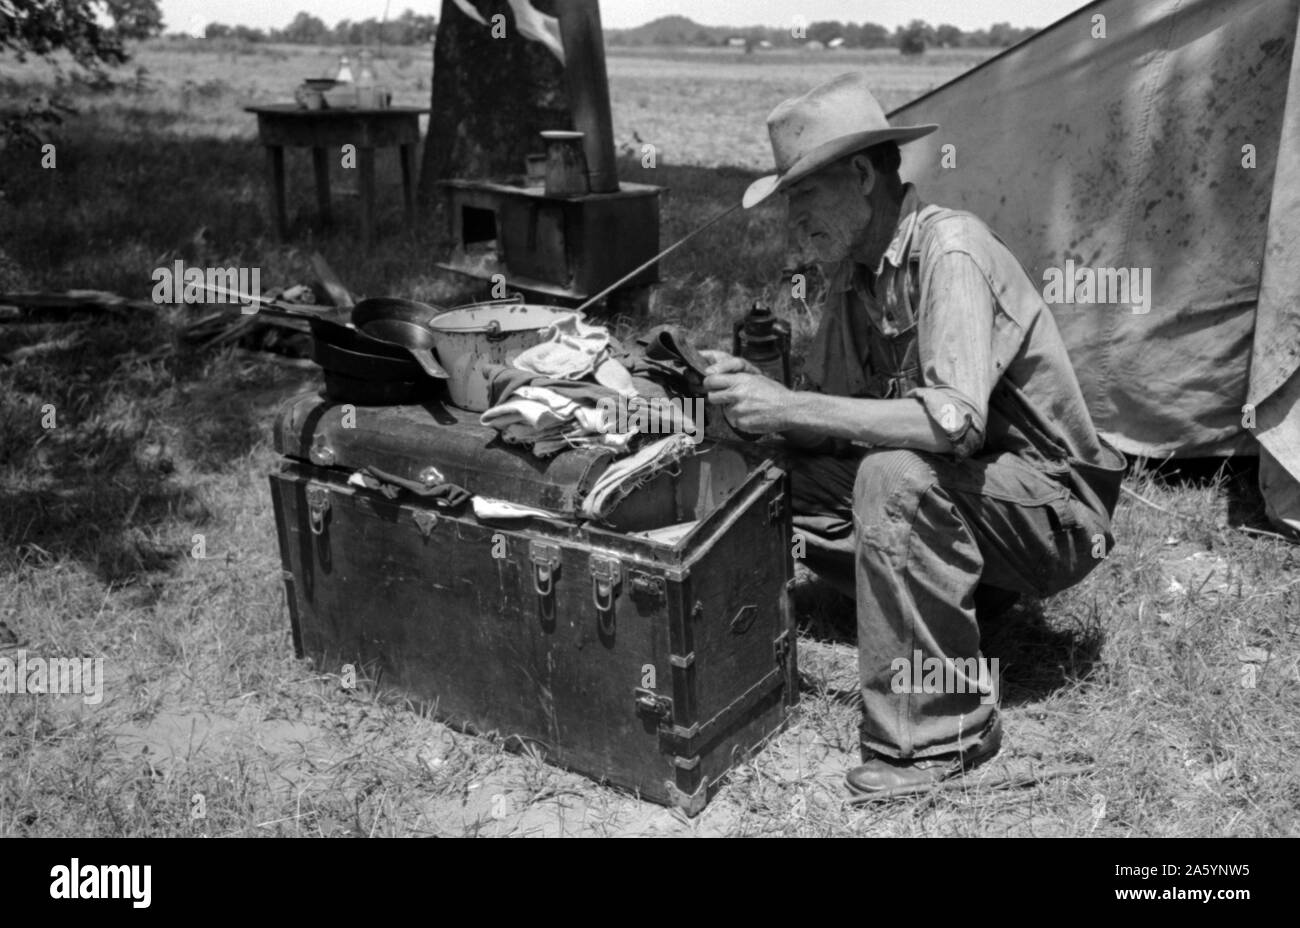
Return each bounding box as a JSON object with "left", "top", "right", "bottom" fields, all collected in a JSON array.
[
  {"left": 782, "top": 391, "right": 954, "bottom": 454},
  {"left": 781, "top": 424, "right": 837, "bottom": 451}
]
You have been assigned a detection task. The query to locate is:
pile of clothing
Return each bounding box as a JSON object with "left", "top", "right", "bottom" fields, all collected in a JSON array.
[
  {"left": 470, "top": 313, "right": 717, "bottom": 523},
  {"left": 478, "top": 313, "right": 713, "bottom": 458}
]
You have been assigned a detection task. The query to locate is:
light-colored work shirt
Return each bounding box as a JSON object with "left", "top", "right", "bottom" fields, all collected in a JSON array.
[{"left": 805, "top": 184, "right": 1112, "bottom": 473}]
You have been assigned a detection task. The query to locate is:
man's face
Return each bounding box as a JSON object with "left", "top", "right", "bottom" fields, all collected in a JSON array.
[{"left": 782, "top": 158, "right": 872, "bottom": 264}]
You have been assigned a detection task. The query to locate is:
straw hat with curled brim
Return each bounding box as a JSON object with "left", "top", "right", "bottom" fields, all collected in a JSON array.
[{"left": 743, "top": 71, "right": 939, "bottom": 209}]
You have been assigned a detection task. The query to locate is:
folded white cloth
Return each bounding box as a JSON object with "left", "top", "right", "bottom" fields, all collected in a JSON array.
[
  {"left": 512, "top": 314, "right": 610, "bottom": 380},
  {"left": 481, "top": 380, "right": 641, "bottom": 456},
  {"left": 480, "top": 397, "right": 568, "bottom": 432},
  {"left": 592, "top": 356, "right": 638, "bottom": 397},
  {"left": 472, "top": 496, "right": 564, "bottom": 520}
]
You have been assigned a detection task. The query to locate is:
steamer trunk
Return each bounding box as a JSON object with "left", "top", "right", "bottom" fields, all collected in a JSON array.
[{"left": 269, "top": 395, "right": 796, "bottom": 814}]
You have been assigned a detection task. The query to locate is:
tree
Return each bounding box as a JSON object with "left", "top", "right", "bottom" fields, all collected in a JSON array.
[
  {"left": 897, "top": 20, "right": 932, "bottom": 56},
  {"left": 808, "top": 20, "right": 843, "bottom": 46},
  {"left": 283, "top": 12, "right": 329, "bottom": 44},
  {"left": 103, "top": 0, "right": 161, "bottom": 40},
  {"left": 934, "top": 24, "right": 964, "bottom": 48},
  {"left": 987, "top": 22, "right": 1019, "bottom": 47},
  {"left": 1, "top": 0, "right": 162, "bottom": 68},
  {"left": 390, "top": 9, "right": 437, "bottom": 44},
  {"left": 1, "top": 0, "right": 163, "bottom": 146},
  {"left": 856, "top": 23, "right": 891, "bottom": 48}
]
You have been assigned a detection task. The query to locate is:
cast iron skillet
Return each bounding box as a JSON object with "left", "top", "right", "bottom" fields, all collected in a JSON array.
[
  {"left": 258, "top": 301, "right": 415, "bottom": 361},
  {"left": 322, "top": 371, "right": 434, "bottom": 405},
  {"left": 350, "top": 297, "right": 448, "bottom": 379},
  {"left": 310, "top": 339, "right": 424, "bottom": 381}
]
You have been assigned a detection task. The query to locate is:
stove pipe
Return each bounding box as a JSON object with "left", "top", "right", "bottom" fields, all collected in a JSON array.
[{"left": 555, "top": 0, "right": 619, "bottom": 193}]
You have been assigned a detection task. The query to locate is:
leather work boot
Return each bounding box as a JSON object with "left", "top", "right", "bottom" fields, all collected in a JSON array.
[{"left": 846, "top": 713, "right": 1003, "bottom": 800}]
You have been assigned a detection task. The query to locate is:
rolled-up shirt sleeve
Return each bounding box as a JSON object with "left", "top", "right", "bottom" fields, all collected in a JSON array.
[{"left": 906, "top": 248, "right": 996, "bottom": 460}]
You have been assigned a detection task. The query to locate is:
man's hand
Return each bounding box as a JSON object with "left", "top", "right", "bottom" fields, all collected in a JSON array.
[
  {"left": 704, "top": 370, "right": 799, "bottom": 434},
  {"left": 699, "top": 349, "right": 761, "bottom": 377}
]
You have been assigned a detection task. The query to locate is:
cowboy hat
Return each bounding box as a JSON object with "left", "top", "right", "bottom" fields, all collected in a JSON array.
[{"left": 743, "top": 72, "right": 938, "bottom": 209}]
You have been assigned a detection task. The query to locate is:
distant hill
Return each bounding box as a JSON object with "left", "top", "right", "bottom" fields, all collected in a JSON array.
[
  {"left": 604, "top": 15, "right": 1036, "bottom": 50},
  {"left": 190, "top": 12, "right": 1035, "bottom": 51},
  {"left": 606, "top": 16, "right": 731, "bottom": 47}
]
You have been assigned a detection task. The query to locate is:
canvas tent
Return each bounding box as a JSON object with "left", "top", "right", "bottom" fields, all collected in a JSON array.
[{"left": 890, "top": 0, "right": 1300, "bottom": 530}]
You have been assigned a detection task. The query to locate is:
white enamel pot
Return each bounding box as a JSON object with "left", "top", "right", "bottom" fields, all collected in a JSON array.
[{"left": 428, "top": 301, "right": 579, "bottom": 412}]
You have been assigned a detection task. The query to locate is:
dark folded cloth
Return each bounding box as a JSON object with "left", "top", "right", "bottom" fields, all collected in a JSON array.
[
  {"left": 625, "top": 325, "right": 767, "bottom": 442},
  {"left": 612, "top": 324, "right": 712, "bottom": 397},
  {"left": 355, "top": 465, "right": 473, "bottom": 508},
  {"left": 637, "top": 324, "right": 712, "bottom": 377}
]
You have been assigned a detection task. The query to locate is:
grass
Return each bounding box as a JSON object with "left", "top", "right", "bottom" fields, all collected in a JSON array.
[{"left": 1, "top": 41, "right": 1298, "bottom": 837}]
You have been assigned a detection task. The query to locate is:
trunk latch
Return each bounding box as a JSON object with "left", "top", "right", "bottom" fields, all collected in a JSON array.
[
  {"left": 306, "top": 485, "right": 331, "bottom": 535},
  {"left": 529, "top": 540, "right": 561, "bottom": 596},
  {"left": 590, "top": 554, "right": 621, "bottom": 612},
  {"left": 628, "top": 570, "right": 664, "bottom": 603},
  {"left": 309, "top": 434, "right": 335, "bottom": 467},
  {"left": 412, "top": 510, "right": 438, "bottom": 538},
  {"left": 634, "top": 687, "right": 672, "bottom": 720}
]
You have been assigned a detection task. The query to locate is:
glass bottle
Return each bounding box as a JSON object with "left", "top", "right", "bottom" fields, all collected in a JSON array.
[
  {"left": 335, "top": 54, "right": 354, "bottom": 83},
  {"left": 356, "top": 50, "right": 377, "bottom": 107}
]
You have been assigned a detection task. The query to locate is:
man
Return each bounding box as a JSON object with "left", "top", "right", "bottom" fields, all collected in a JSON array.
[{"left": 703, "top": 72, "right": 1126, "bottom": 800}]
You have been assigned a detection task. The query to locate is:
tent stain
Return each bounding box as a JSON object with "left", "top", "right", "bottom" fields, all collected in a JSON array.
[{"left": 1259, "top": 37, "right": 1285, "bottom": 57}]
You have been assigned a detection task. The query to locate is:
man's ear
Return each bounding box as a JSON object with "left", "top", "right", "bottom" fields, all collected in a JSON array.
[{"left": 850, "top": 154, "right": 876, "bottom": 197}]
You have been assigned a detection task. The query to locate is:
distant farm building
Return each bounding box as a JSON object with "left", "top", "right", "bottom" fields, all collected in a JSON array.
[{"left": 726, "top": 36, "right": 746, "bottom": 47}]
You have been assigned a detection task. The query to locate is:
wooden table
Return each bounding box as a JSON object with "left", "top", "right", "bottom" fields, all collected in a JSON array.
[{"left": 245, "top": 104, "right": 428, "bottom": 248}]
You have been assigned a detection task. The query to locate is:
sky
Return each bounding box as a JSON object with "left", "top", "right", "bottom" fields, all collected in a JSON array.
[{"left": 158, "top": 1, "right": 1094, "bottom": 36}]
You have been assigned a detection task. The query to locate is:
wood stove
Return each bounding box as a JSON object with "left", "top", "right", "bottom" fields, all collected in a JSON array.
[{"left": 436, "top": 178, "right": 660, "bottom": 302}]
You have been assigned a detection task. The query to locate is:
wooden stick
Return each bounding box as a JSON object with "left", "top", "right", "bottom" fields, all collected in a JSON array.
[
  {"left": 0, "top": 290, "right": 157, "bottom": 315},
  {"left": 846, "top": 764, "right": 1094, "bottom": 805},
  {"left": 3, "top": 332, "right": 85, "bottom": 364},
  {"left": 233, "top": 348, "right": 317, "bottom": 369},
  {"left": 1120, "top": 484, "right": 1178, "bottom": 516},
  {"left": 1235, "top": 524, "right": 1297, "bottom": 542},
  {"left": 309, "top": 252, "right": 356, "bottom": 308}
]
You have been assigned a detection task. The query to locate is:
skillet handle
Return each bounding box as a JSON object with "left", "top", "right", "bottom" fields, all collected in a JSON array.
[{"left": 411, "top": 348, "right": 448, "bottom": 379}]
